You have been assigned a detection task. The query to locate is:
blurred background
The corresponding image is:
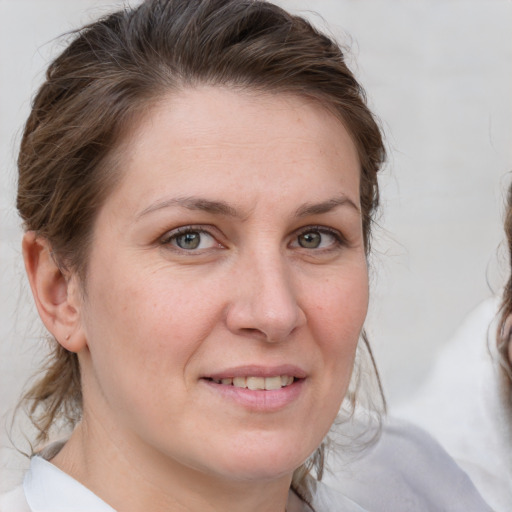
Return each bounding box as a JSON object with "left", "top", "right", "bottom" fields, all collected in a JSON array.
[{"left": 1, "top": 0, "right": 511, "bottom": 491}]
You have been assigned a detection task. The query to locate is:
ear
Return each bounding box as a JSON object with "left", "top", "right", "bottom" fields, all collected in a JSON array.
[{"left": 22, "top": 232, "right": 87, "bottom": 353}]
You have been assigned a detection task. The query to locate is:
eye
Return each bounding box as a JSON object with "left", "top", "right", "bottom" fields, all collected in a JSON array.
[
  {"left": 292, "top": 227, "right": 342, "bottom": 250},
  {"left": 161, "top": 227, "right": 220, "bottom": 251},
  {"left": 298, "top": 231, "right": 322, "bottom": 249}
]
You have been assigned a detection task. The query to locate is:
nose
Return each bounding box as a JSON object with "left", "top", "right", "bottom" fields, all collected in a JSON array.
[{"left": 225, "top": 250, "right": 307, "bottom": 342}]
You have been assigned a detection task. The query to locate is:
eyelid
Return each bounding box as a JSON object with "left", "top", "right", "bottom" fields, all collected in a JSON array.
[
  {"left": 159, "top": 225, "right": 224, "bottom": 251},
  {"left": 290, "top": 225, "right": 346, "bottom": 249},
  {"left": 158, "top": 224, "right": 346, "bottom": 252}
]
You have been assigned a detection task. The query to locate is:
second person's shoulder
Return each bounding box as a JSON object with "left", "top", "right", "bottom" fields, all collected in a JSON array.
[{"left": 327, "top": 417, "right": 493, "bottom": 512}]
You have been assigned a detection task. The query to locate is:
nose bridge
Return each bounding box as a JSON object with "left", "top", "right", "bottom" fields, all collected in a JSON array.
[{"left": 228, "top": 243, "right": 305, "bottom": 341}]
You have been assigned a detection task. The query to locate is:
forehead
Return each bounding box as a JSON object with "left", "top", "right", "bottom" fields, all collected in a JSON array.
[{"left": 105, "top": 87, "right": 361, "bottom": 215}]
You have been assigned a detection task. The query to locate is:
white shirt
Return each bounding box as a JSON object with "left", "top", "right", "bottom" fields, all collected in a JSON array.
[
  {"left": 330, "top": 418, "right": 493, "bottom": 511},
  {"left": 0, "top": 454, "right": 367, "bottom": 512},
  {"left": 395, "top": 296, "right": 512, "bottom": 511}
]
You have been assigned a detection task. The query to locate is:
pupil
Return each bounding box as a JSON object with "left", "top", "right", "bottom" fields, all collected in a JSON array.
[
  {"left": 299, "top": 232, "right": 321, "bottom": 248},
  {"left": 177, "top": 232, "right": 200, "bottom": 249}
]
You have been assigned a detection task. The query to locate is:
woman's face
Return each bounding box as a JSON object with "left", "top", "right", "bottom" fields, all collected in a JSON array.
[{"left": 75, "top": 87, "right": 368, "bottom": 482}]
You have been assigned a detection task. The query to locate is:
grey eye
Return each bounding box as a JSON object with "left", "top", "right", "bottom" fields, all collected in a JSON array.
[
  {"left": 175, "top": 232, "right": 201, "bottom": 250},
  {"left": 162, "top": 227, "right": 220, "bottom": 252},
  {"left": 298, "top": 231, "right": 322, "bottom": 248}
]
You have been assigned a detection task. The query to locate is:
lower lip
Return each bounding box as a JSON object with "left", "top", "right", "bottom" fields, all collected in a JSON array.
[{"left": 202, "top": 379, "right": 305, "bottom": 412}]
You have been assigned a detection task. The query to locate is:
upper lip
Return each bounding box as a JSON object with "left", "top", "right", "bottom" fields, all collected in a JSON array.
[{"left": 204, "top": 364, "right": 307, "bottom": 380}]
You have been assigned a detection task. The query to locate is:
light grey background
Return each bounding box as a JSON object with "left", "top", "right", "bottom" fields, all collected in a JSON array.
[{"left": 1, "top": 0, "right": 511, "bottom": 491}]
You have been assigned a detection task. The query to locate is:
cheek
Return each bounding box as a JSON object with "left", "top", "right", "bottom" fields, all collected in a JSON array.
[
  {"left": 306, "top": 267, "right": 369, "bottom": 391},
  {"left": 80, "top": 267, "right": 219, "bottom": 405},
  {"left": 308, "top": 268, "right": 369, "bottom": 346},
  {"left": 85, "top": 260, "right": 212, "bottom": 345}
]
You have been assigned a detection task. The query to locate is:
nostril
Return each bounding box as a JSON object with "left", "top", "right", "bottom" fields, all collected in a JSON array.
[
  {"left": 240, "top": 327, "right": 265, "bottom": 336},
  {"left": 224, "top": 282, "right": 306, "bottom": 342}
]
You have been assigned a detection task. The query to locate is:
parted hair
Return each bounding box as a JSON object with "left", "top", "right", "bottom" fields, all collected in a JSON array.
[{"left": 16, "top": 0, "right": 386, "bottom": 498}]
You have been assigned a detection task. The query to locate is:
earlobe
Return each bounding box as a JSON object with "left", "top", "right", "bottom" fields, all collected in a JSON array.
[{"left": 22, "top": 232, "right": 87, "bottom": 353}]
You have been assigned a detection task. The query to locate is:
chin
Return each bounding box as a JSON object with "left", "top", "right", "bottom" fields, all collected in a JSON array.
[{"left": 205, "top": 435, "right": 315, "bottom": 482}]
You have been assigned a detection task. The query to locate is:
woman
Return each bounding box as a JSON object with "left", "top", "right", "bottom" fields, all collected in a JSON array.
[{"left": 0, "top": 1, "right": 491, "bottom": 511}]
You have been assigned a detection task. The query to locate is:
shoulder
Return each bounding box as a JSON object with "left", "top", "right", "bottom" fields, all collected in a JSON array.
[
  {"left": 0, "top": 485, "right": 31, "bottom": 512},
  {"left": 368, "top": 418, "right": 481, "bottom": 482},
  {"left": 393, "top": 297, "right": 512, "bottom": 509},
  {"left": 330, "top": 418, "right": 493, "bottom": 512},
  {"left": 308, "top": 481, "right": 371, "bottom": 512},
  {"left": 373, "top": 417, "right": 467, "bottom": 466}
]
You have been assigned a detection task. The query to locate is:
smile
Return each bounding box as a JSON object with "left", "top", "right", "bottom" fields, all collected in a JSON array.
[
  {"left": 202, "top": 368, "right": 305, "bottom": 411},
  {"left": 209, "top": 376, "right": 295, "bottom": 390}
]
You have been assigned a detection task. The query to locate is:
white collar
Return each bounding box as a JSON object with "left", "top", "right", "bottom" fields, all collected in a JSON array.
[
  {"left": 22, "top": 451, "right": 366, "bottom": 512},
  {"left": 23, "top": 456, "right": 116, "bottom": 512}
]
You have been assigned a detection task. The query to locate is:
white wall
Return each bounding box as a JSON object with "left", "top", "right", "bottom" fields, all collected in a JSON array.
[
  {"left": 1, "top": 0, "right": 511, "bottom": 490},
  {"left": 278, "top": 0, "right": 512, "bottom": 402}
]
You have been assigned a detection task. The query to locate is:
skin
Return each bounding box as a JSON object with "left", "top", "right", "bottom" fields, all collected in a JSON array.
[{"left": 23, "top": 87, "right": 368, "bottom": 512}]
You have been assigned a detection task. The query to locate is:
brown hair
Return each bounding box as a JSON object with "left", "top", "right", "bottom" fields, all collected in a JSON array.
[
  {"left": 497, "top": 184, "right": 512, "bottom": 392},
  {"left": 17, "top": 0, "right": 386, "bottom": 497}
]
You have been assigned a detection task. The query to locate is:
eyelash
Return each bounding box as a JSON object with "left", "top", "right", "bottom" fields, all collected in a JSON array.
[
  {"left": 158, "top": 224, "right": 346, "bottom": 253},
  {"left": 293, "top": 225, "right": 346, "bottom": 250},
  {"left": 159, "top": 225, "right": 220, "bottom": 250}
]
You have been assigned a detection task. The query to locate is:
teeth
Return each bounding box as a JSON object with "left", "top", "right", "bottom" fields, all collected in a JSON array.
[
  {"left": 246, "top": 376, "right": 265, "bottom": 390},
  {"left": 233, "top": 377, "right": 246, "bottom": 388},
  {"left": 213, "top": 375, "right": 295, "bottom": 390},
  {"left": 265, "top": 376, "right": 283, "bottom": 390},
  {"left": 281, "top": 376, "right": 293, "bottom": 386}
]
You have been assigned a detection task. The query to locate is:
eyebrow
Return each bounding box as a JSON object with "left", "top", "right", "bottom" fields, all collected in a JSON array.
[
  {"left": 136, "top": 196, "right": 240, "bottom": 219},
  {"left": 295, "top": 196, "right": 360, "bottom": 217},
  {"left": 136, "top": 194, "right": 359, "bottom": 220}
]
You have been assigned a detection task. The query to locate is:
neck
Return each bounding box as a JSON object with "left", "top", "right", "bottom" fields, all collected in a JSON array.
[{"left": 51, "top": 417, "right": 294, "bottom": 512}]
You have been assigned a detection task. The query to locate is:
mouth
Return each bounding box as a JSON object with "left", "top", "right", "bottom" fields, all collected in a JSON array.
[
  {"left": 206, "top": 375, "right": 297, "bottom": 390},
  {"left": 201, "top": 368, "right": 305, "bottom": 411}
]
